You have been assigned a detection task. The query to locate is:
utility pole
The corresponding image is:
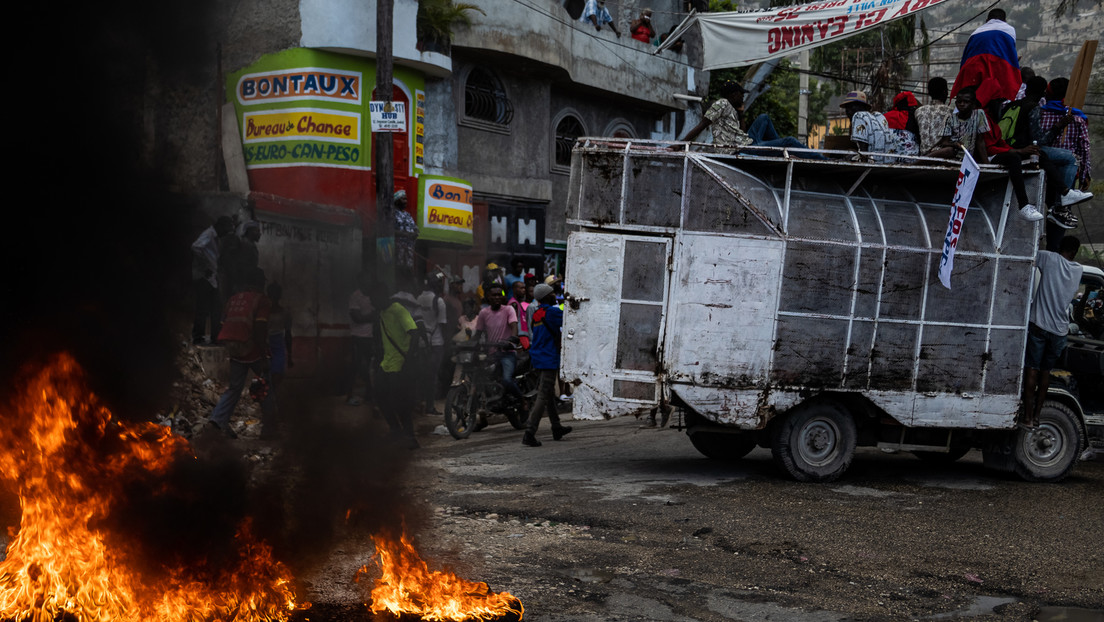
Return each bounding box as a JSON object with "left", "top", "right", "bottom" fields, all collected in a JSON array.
[
  {"left": 375, "top": 0, "right": 395, "bottom": 285},
  {"left": 798, "top": 49, "right": 810, "bottom": 145}
]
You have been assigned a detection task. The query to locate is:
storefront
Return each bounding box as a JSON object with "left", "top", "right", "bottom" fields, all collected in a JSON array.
[{"left": 225, "top": 47, "right": 475, "bottom": 376}]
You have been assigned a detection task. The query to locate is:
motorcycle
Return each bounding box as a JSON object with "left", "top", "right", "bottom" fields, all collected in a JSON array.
[{"left": 444, "top": 340, "right": 536, "bottom": 439}]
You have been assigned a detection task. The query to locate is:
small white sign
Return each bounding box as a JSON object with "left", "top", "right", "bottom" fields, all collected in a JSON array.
[{"left": 369, "top": 101, "right": 407, "bottom": 132}]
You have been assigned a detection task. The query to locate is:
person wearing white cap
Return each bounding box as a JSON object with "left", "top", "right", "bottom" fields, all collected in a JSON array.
[
  {"left": 839, "top": 90, "right": 903, "bottom": 164},
  {"left": 522, "top": 283, "right": 572, "bottom": 447}
]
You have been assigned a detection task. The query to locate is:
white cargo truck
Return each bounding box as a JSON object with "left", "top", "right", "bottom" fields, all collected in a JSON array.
[{"left": 561, "top": 139, "right": 1102, "bottom": 482}]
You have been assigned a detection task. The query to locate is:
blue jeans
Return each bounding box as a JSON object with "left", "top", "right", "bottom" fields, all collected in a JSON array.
[
  {"left": 497, "top": 351, "right": 523, "bottom": 399},
  {"left": 209, "top": 358, "right": 276, "bottom": 431},
  {"left": 746, "top": 114, "right": 824, "bottom": 159},
  {"left": 1039, "top": 146, "right": 1076, "bottom": 191}
]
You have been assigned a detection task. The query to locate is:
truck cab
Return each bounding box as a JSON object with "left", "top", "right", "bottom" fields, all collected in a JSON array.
[{"left": 561, "top": 138, "right": 1098, "bottom": 482}]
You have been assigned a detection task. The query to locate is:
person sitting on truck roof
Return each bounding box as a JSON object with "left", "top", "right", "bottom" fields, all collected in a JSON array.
[
  {"left": 978, "top": 85, "right": 1076, "bottom": 229},
  {"left": 1023, "top": 235, "right": 1083, "bottom": 428},
  {"left": 1032, "top": 77, "right": 1093, "bottom": 194},
  {"left": 1002, "top": 76, "right": 1090, "bottom": 223},
  {"left": 915, "top": 78, "right": 954, "bottom": 155},
  {"left": 927, "top": 86, "right": 989, "bottom": 162},
  {"left": 840, "top": 90, "right": 911, "bottom": 164},
  {"left": 883, "top": 91, "right": 921, "bottom": 159},
  {"left": 927, "top": 84, "right": 1045, "bottom": 222},
  {"left": 678, "top": 81, "right": 817, "bottom": 157}
]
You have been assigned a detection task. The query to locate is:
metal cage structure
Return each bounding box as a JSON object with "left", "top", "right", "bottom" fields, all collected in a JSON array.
[{"left": 561, "top": 139, "right": 1045, "bottom": 430}]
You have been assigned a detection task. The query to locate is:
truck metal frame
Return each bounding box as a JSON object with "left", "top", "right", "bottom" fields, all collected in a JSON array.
[{"left": 562, "top": 138, "right": 1090, "bottom": 482}]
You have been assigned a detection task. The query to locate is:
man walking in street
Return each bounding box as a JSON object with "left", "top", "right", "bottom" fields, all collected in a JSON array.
[
  {"left": 371, "top": 284, "right": 423, "bottom": 448},
  {"left": 1022, "top": 236, "right": 1083, "bottom": 427},
  {"left": 522, "top": 283, "right": 572, "bottom": 447},
  {"left": 208, "top": 267, "right": 276, "bottom": 439}
]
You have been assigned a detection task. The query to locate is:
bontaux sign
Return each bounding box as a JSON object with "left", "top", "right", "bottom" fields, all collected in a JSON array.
[
  {"left": 227, "top": 48, "right": 425, "bottom": 176},
  {"left": 419, "top": 175, "right": 473, "bottom": 245}
]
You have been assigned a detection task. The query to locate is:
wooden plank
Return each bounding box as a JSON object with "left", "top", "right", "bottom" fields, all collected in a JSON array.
[{"left": 1065, "top": 40, "right": 1097, "bottom": 109}]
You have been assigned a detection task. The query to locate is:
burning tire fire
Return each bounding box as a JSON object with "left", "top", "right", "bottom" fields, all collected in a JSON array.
[
  {"left": 0, "top": 354, "right": 305, "bottom": 621},
  {"left": 361, "top": 528, "right": 523, "bottom": 622},
  {"left": 0, "top": 355, "right": 522, "bottom": 622}
]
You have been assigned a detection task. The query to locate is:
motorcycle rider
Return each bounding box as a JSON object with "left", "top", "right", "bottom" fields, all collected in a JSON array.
[{"left": 471, "top": 286, "right": 526, "bottom": 410}]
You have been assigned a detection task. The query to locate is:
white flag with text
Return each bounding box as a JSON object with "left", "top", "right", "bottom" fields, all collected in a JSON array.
[{"left": 938, "top": 151, "right": 981, "bottom": 289}]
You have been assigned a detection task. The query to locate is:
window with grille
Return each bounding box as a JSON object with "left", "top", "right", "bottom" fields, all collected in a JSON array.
[
  {"left": 554, "top": 115, "right": 585, "bottom": 169},
  {"left": 463, "top": 67, "right": 512, "bottom": 126}
]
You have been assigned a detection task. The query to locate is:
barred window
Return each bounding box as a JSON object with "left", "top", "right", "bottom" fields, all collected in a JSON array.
[
  {"left": 554, "top": 115, "right": 585, "bottom": 168},
  {"left": 464, "top": 68, "right": 512, "bottom": 126}
]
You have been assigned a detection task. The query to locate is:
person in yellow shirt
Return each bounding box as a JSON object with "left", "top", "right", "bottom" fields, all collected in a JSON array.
[{"left": 370, "top": 285, "right": 424, "bottom": 448}]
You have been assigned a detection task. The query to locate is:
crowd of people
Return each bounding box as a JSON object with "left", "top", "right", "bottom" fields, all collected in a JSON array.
[
  {"left": 683, "top": 9, "right": 1093, "bottom": 233},
  {"left": 344, "top": 260, "right": 571, "bottom": 448},
  {"left": 191, "top": 185, "right": 573, "bottom": 447}
]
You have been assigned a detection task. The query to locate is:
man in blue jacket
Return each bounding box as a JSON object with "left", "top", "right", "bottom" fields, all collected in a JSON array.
[{"left": 522, "top": 284, "right": 572, "bottom": 447}]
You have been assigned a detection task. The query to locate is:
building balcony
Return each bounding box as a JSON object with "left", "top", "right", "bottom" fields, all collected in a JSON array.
[{"left": 452, "top": 0, "right": 692, "bottom": 109}]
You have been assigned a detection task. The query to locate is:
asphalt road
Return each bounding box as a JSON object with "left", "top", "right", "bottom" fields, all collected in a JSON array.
[{"left": 385, "top": 412, "right": 1104, "bottom": 622}]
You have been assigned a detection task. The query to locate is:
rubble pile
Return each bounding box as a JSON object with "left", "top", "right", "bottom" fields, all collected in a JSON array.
[{"left": 159, "top": 336, "right": 263, "bottom": 439}]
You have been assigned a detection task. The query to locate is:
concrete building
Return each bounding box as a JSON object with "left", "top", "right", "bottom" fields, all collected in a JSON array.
[
  {"left": 175, "top": 0, "right": 701, "bottom": 376},
  {"left": 425, "top": 0, "right": 698, "bottom": 277}
]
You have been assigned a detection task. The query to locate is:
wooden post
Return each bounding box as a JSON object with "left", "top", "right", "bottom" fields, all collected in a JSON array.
[
  {"left": 375, "top": 0, "right": 395, "bottom": 286},
  {"left": 1065, "top": 40, "right": 1097, "bottom": 109}
]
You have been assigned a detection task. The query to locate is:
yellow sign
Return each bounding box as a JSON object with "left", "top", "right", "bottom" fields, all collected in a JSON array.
[
  {"left": 426, "top": 205, "right": 474, "bottom": 230},
  {"left": 419, "top": 175, "right": 473, "bottom": 245},
  {"left": 243, "top": 108, "right": 360, "bottom": 144}
]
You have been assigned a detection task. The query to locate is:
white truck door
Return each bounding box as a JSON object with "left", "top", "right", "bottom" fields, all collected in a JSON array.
[{"left": 562, "top": 231, "right": 671, "bottom": 420}]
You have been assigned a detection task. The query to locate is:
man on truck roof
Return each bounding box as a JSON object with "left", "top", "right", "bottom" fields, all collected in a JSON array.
[
  {"left": 678, "top": 81, "right": 815, "bottom": 156},
  {"left": 1023, "top": 235, "right": 1082, "bottom": 428}
]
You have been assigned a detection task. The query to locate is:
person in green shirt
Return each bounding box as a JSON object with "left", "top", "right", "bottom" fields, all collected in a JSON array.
[{"left": 370, "top": 285, "right": 423, "bottom": 448}]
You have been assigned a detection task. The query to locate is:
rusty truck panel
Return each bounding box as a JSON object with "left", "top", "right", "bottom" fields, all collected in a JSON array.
[{"left": 562, "top": 140, "right": 1043, "bottom": 431}]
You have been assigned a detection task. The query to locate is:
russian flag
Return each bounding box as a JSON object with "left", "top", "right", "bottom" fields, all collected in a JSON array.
[{"left": 950, "top": 20, "right": 1020, "bottom": 102}]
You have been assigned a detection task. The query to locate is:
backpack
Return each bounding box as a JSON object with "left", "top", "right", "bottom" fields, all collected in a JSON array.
[{"left": 998, "top": 101, "right": 1032, "bottom": 149}]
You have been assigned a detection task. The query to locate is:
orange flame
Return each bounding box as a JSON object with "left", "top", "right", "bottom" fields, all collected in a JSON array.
[
  {"left": 0, "top": 354, "right": 306, "bottom": 621},
  {"left": 363, "top": 527, "right": 523, "bottom": 621}
]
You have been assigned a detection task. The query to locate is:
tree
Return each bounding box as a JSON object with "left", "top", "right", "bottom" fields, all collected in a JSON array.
[
  {"left": 810, "top": 17, "right": 916, "bottom": 110},
  {"left": 417, "top": 0, "right": 485, "bottom": 54}
]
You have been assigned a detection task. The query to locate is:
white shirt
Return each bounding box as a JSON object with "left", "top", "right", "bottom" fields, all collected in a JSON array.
[{"left": 417, "top": 290, "right": 448, "bottom": 346}]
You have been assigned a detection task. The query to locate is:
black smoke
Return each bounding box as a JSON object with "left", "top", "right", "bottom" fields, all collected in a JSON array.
[{"left": 1, "top": 1, "right": 417, "bottom": 614}]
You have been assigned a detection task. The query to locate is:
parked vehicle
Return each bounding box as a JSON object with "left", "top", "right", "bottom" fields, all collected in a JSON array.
[
  {"left": 560, "top": 138, "right": 1102, "bottom": 482},
  {"left": 444, "top": 340, "right": 535, "bottom": 439}
]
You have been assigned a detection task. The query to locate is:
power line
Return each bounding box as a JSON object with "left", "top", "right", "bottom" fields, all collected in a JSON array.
[{"left": 497, "top": 0, "right": 1104, "bottom": 117}]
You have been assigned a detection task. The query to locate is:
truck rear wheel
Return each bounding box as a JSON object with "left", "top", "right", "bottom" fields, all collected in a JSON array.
[
  {"left": 689, "top": 431, "right": 757, "bottom": 462},
  {"left": 1013, "top": 401, "right": 1083, "bottom": 482},
  {"left": 771, "top": 401, "right": 856, "bottom": 482}
]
